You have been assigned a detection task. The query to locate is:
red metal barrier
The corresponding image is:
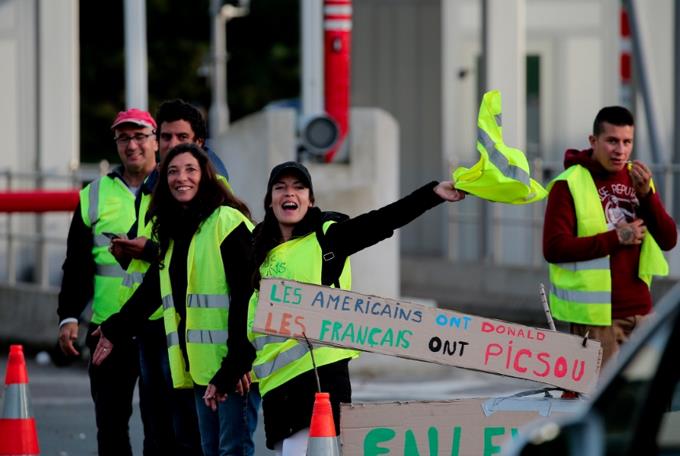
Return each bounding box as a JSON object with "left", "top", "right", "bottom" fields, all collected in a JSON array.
[{"left": 0, "top": 190, "right": 80, "bottom": 213}]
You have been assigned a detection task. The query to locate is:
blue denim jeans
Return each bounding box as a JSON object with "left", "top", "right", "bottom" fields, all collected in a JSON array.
[
  {"left": 139, "top": 318, "right": 202, "bottom": 455},
  {"left": 194, "top": 382, "right": 261, "bottom": 456}
]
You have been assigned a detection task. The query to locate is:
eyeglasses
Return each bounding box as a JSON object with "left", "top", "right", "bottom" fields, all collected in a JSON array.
[{"left": 114, "top": 133, "right": 155, "bottom": 146}]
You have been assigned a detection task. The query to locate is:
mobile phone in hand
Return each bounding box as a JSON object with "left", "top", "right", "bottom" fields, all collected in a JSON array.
[{"left": 102, "top": 232, "right": 125, "bottom": 240}]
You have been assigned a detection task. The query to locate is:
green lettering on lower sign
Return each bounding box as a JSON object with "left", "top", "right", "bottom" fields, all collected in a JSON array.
[{"left": 364, "top": 428, "right": 395, "bottom": 456}]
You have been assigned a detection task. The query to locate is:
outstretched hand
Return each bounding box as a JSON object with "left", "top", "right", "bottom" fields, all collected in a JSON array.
[{"left": 434, "top": 181, "right": 466, "bottom": 202}]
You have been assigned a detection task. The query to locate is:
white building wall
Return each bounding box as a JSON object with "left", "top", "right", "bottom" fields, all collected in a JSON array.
[{"left": 0, "top": 0, "right": 79, "bottom": 285}]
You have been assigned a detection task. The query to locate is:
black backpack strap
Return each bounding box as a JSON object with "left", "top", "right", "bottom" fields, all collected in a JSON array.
[{"left": 316, "top": 211, "right": 348, "bottom": 288}]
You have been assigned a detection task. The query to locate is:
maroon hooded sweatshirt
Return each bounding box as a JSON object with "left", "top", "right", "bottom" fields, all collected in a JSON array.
[{"left": 543, "top": 148, "right": 677, "bottom": 319}]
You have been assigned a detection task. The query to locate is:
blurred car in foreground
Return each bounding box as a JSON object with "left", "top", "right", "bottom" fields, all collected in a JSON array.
[{"left": 503, "top": 281, "right": 680, "bottom": 456}]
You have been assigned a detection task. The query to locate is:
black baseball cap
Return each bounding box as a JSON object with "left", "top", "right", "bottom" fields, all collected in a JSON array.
[{"left": 267, "top": 161, "right": 313, "bottom": 191}]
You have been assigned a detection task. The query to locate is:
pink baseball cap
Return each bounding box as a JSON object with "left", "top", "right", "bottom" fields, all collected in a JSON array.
[{"left": 111, "top": 108, "right": 157, "bottom": 130}]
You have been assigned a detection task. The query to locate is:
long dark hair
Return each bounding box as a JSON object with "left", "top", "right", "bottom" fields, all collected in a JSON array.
[
  {"left": 251, "top": 169, "right": 316, "bottom": 289},
  {"left": 148, "top": 142, "right": 252, "bottom": 262}
]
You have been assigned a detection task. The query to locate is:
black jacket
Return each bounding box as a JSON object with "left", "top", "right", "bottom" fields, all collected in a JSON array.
[{"left": 256, "top": 181, "right": 444, "bottom": 448}]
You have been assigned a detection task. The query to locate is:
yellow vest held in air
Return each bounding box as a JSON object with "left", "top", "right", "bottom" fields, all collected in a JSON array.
[{"left": 453, "top": 90, "right": 547, "bottom": 204}]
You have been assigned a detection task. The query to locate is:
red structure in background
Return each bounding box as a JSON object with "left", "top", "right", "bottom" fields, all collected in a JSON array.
[
  {"left": 323, "top": 0, "right": 352, "bottom": 163},
  {"left": 0, "top": 190, "right": 79, "bottom": 213},
  {"left": 620, "top": 7, "right": 633, "bottom": 107}
]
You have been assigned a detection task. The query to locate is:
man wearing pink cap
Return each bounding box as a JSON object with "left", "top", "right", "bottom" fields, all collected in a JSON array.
[{"left": 57, "top": 108, "right": 158, "bottom": 456}]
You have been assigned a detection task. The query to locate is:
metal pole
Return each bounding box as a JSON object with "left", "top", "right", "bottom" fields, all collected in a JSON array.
[
  {"left": 301, "top": 0, "right": 324, "bottom": 118},
  {"left": 674, "top": 0, "right": 680, "bottom": 219},
  {"left": 123, "top": 0, "right": 148, "bottom": 110},
  {"left": 210, "top": 0, "right": 229, "bottom": 136},
  {"left": 624, "top": 0, "right": 666, "bottom": 170},
  {"left": 479, "top": 0, "right": 490, "bottom": 262}
]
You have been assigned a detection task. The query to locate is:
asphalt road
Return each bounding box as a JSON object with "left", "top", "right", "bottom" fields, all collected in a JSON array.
[{"left": 0, "top": 351, "right": 538, "bottom": 456}]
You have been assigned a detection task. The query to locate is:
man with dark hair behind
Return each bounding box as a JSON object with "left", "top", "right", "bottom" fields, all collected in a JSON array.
[
  {"left": 156, "top": 98, "right": 229, "bottom": 178},
  {"left": 543, "top": 105, "right": 676, "bottom": 370}
]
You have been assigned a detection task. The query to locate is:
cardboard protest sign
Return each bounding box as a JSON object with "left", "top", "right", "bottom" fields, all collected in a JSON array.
[
  {"left": 254, "top": 278, "right": 602, "bottom": 393},
  {"left": 340, "top": 398, "right": 578, "bottom": 456}
]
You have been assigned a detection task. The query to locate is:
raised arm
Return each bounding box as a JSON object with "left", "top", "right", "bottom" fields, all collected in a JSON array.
[{"left": 325, "top": 181, "right": 464, "bottom": 257}]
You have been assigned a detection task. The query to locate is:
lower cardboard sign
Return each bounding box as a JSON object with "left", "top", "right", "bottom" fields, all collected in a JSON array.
[{"left": 340, "top": 397, "right": 579, "bottom": 456}]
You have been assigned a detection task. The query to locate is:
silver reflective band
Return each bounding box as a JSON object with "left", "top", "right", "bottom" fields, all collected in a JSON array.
[
  {"left": 122, "top": 271, "right": 145, "bottom": 288},
  {"left": 556, "top": 257, "right": 610, "bottom": 272},
  {"left": 477, "top": 128, "right": 530, "bottom": 187},
  {"left": 1, "top": 384, "right": 32, "bottom": 418},
  {"left": 167, "top": 331, "right": 180, "bottom": 347},
  {"left": 94, "top": 234, "right": 112, "bottom": 247},
  {"left": 163, "top": 295, "right": 175, "bottom": 310},
  {"left": 252, "top": 334, "right": 288, "bottom": 351},
  {"left": 187, "top": 294, "right": 230, "bottom": 309},
  {"left": 96, "top": 264, "right": 125, "bottom": 278},
  {"left": 494, "top": 114, "right": 502, "bottom": 127},
  {"left": 254, "top": 343, "right": 308, "bottom": 379},
  {"left": 187, "top": 329, "right": 228, "bottom": 344},
  {"left": 88, "top": 178, "right": 101, "bottom": 226},
  {"left": 550, "top": 285, "right": 611, "bottom": 304}
]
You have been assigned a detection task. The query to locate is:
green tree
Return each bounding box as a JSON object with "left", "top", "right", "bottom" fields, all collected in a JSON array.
[{"left": 80, "top": 0, "right": 299, "bottom": 163}]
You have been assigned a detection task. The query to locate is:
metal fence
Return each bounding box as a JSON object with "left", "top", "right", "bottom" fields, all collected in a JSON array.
[{"left": 0, "top": 164, "right": 105, "bottom": 288}]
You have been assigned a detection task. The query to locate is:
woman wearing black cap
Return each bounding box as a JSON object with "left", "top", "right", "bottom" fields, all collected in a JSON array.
[{"left": 247, "top": 161, "right": 466, "bottom": 455}]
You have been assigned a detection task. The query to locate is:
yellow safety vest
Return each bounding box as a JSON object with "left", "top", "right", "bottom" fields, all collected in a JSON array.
[
  {"left": 160, "top": 206, "right": 253, "bottom": 388},
  {"left": 548, "top": 165, "right": 668, "bottom": 325},
  {"left": 453, "top": 90, "right": 547, "bottom": 204},
  {"left": 119, "top": 192, "right": 163, "bottom": 320},
  {"left": 119, "top": 173, "right": 232, "bottom": 320},
  {"left": 248, "top": 221, "right": 360, "bottom": 396},
  {"left": 79, "top": 175, "right": 137, "bottom": 324}
]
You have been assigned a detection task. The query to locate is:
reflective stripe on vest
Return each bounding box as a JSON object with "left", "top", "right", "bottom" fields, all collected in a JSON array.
[
  {"left": 249, "top": 221, "right": 359, "bottom": 396},
  {"left": 96, "top": 264, "right": 126, "bottom": 278},
  {"left": 160, "top": 207, "right": 253, "bottom": 388},
  {"left": 477, "top": 126, "right": 530, "bottom": 187},
  {"left": 87, "top": 179, "right": 100, "bottom": 225},
  {"left": 547, "top": 164, "right": 667, "bottom": 325},
  {"left": 452, "top": 90, "right": 547, "bottom": 204},
  {"left": 187, "top": 330, "right": 228, "bottom": 344},
  {"left": 188, "top": 294, "right": 230, "bottom": 309},
  {"left": 253, "top": 343, "right": 309, "bottom": 379},
  {"left": 79, "top": 175, "right": 137, "bottom": 324},
  {"left": 118, "top": 197, "right": 164, "bottom": 320},
  {"left": 122, "top": 271, "right": 145, "bottom": 288}
]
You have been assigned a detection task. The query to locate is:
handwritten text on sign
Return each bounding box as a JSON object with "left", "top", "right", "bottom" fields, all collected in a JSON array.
[
  {"left": 254, "top": 279, "right": 602, "bottom": 393},
  {"left": 340, "top": 399, "right": 578, "bottom": 456}
]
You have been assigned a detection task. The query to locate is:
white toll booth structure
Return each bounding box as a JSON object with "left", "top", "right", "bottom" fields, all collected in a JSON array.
[{"left": 255, "top": 278, "right": 598, "bottom": 455}]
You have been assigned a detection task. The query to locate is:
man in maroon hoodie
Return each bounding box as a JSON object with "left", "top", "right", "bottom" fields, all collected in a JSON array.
[{"left": 543, "top": 106, "right": 677, "bottom": 367}]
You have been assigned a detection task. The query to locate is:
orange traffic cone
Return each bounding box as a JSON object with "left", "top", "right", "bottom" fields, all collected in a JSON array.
[
  {"left": 0, "top": 345, "right": 40, "bottom": 455},
  {"left": 306, "top": 392, "right": 340, "bottom": 456}
]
